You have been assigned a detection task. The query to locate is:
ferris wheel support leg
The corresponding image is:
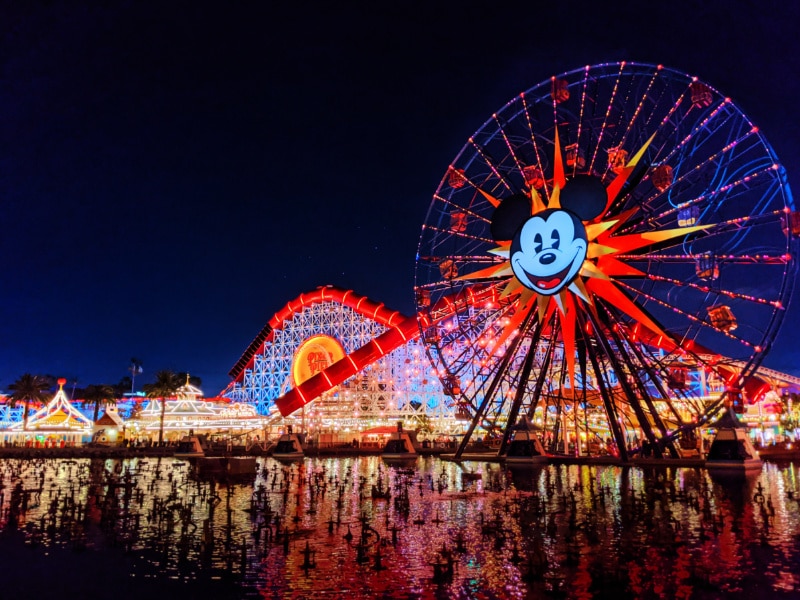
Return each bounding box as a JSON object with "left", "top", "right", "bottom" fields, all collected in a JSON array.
[
  {"left": 499, "top": 328, "right": 541, "bottom": 456},
  {"left": 454, "top": 311, "right": 536, "bottom": 459},
  {"left": 623, "top": 337, "right": 687, "bottom": 425},
  {"left": 582, "top": 321, "right": 630, "bottom": 462},
  {"left": 524, "top": 330, "right": 558, "bottom": 427},
  {"left": 601, "top": 312, "right": 680, "bottom": 458},
  {"left": 588, "top": 308, "right": 671, "bottom": 460}
]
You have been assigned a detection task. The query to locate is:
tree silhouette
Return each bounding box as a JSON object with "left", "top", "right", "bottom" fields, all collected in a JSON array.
[
  {"left": 83, "top": 384, "right": 117, "bottom": 422},
  {"left": 8, "top": 374, "right": 51, "bottom": 429},
  {"left": 143, "top": 370, "right": 181, "bottom": 445}
]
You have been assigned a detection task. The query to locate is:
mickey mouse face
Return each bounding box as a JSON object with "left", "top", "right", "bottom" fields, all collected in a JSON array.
[
  {"left": 510, "top": 209, "right": 587, "bottom": 295},
  {"left": 491, "top": 174, "right": 607, "bottom": 296}
]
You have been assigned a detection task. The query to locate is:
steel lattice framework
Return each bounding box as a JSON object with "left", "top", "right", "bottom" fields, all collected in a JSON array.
[
  {"left": 0, "top": 406, "right": 22, "bottom": 429},
  {"left": 223, "top": 286, "right": 454, "bottom": 428}
]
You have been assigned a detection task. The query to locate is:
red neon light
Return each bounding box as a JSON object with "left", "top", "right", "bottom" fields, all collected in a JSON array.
[
  {"left": 275, "top": 312, "right": 422, "bottom": 416},
  {"left": 229, "top": 286, "right": 411, "bottom": 380}
]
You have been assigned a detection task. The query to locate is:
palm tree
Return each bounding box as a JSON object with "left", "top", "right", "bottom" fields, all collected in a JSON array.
[
  {"left": 83, "top": 384, "right": 117, "bottom": 422},
  {"left": 8, "top": 374, "right": 51, "bottom": 430},
  {"left": 143, "top": 370, "right": 181, "bottom": 445}
]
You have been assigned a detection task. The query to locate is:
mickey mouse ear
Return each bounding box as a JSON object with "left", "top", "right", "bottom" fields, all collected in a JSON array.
[
  {"left": 490, "top": 193, "right": 531, "bottom": 241},
  {"left": 560, "top": 175, "right": 607, "bottom": 221}
]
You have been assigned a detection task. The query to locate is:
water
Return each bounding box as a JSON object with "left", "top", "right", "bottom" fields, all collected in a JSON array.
[{"left": 1, "top": 456, "right": 799, "bottom": 599}]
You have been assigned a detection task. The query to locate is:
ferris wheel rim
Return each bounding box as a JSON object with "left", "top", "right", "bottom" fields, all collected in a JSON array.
[{"left": 414, "top": 60, "right": 797, "bottom": 457}]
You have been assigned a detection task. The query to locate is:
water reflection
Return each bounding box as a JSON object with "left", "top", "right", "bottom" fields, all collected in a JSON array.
[{"left": 0, "top": 456, "right": 799, "bottom": 598}]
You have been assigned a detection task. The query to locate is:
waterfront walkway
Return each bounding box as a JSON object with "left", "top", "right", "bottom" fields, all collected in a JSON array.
[{"left": 0, "top": 442, "right": 795, "bottom": 464}]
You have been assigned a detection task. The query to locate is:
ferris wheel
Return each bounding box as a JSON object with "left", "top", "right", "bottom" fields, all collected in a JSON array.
[{"left": 414, "top": 62, "right": 797, "bottom": 460}]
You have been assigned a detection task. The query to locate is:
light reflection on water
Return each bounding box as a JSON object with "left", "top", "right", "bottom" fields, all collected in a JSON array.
[{"left": 0, "top": 456, "right": 799, "bottom": 598}]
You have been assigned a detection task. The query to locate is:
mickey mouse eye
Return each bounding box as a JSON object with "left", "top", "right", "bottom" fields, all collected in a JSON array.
[
  {"left": 551, "top": 230, "right": 560, "bottom": 249},
  {"left": 534, "top": 233, "right": 543, "bottom": 253}
]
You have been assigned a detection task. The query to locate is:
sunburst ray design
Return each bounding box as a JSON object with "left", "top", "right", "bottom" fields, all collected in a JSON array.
[{"left": 459, "top": 134, "right": 711, "bottom": 387}]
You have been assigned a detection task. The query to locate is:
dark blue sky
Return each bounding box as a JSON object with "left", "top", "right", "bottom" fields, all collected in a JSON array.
[{"left": 2, "top": 0, "right": 800, "bottom": 395}]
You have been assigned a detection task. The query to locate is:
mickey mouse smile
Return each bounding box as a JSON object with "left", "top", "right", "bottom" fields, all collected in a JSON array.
[{"left": 516, "top": 257, "right": 581, "bottom": 291}]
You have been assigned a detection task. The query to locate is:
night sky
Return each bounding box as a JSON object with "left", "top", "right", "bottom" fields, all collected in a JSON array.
[{"left": 3, "top": 0, "right": 800, "bottom": 395}]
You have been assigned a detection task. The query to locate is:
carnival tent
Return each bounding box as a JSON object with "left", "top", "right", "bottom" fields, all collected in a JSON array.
[{"left": 3, "top": 378, "right": 92, "bottom": 446}]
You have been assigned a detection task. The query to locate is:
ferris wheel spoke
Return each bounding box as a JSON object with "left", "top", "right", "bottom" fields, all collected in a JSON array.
[
  {"left": 433, "top": 193, "right": 492, "bottom": 224},
  {"left": 573, "top": 66, "right": 592, "bottom": 174},
  {"left": 637, "top": 166, "right": 785, "bottom": 230},
  {"left": 653, "top": 99, "right": 736, "bottom": 169},
  {"left": 638, "top": 138, "right": 774, "bottom": 219},
  {"left": 585, "top": 62, "right": 627, "bottom": 175},
  {"left": 648, "top": 81, "right": 692, "bottom": 148},
  {"left": 467, "top": 137, "right": 514, "bottom": 194},
  {"left": 520, "top": 93, "right": 552, "bottom": 203},
  {"left": 613, "top": 279, "right": 759, "bottom": 350},
  {"left": 421, "top": 225, "right": 495, "bottom": 245},
  {"left": 694, "top": 210, "right": 787, "bottom": 244},
  {"left": 622, "top": 249, "right": 788, "bottom": 266},
  {"left": 491, "top": 114, "right": 526, "bottom": 176},
  {"left": 613, "top": 66, "right": 664, "bottom": 159},
  {"left": 642, "top": 268, "right": 784, "bottom": 308},
  {"left": 421, "top": 255, "right": 505, "bottom": 274}
]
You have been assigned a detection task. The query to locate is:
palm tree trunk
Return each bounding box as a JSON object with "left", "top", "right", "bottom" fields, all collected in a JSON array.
[
  {"left": 93, "top": 401, "right": 100, "bottom": 422},
  {"left": 158, "top": 398, "right": 166, "bottom": 445},
  {"left": 23, "top": 399, "right": 29, "bottom": 430}
]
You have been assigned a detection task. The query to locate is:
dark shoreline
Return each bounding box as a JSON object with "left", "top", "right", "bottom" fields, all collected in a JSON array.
[{"left": 0, "top": 445, "right": 796, "bottom": 465}]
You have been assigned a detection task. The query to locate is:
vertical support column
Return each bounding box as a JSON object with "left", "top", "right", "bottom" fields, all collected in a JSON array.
[
  {"left": 583, "top": 341, "right": 629, "bottom": 462},
  {"left": 455, "top": 310, "right": 536, "bottom": 459}
]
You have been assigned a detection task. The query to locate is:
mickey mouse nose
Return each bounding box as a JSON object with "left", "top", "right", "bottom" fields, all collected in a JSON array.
[{"left": 539, "top": 252, "right": 556, "bottom": 265}]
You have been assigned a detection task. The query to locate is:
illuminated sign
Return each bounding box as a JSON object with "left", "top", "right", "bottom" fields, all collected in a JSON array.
[
  {"left": 292, "top": 334, "right": 345, "bottom": 387},
  {"left": 220, "top": 402, "right": 258, "bottom": 418}
]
